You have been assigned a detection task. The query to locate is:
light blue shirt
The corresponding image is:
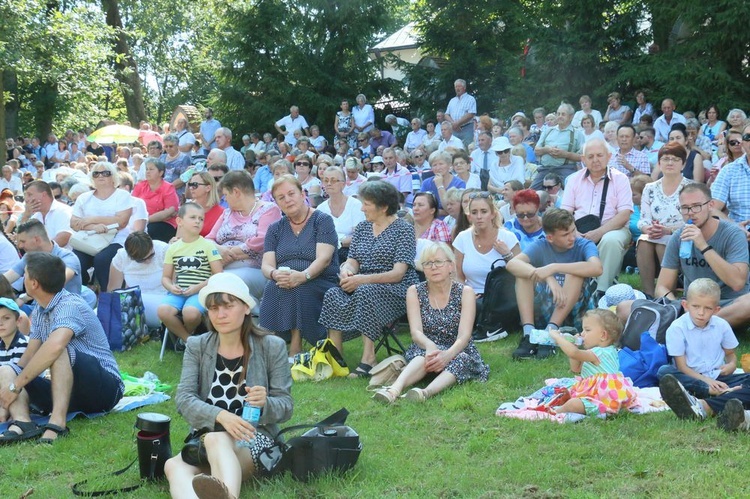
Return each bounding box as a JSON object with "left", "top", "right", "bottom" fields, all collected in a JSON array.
[
  {"left": 711, "top": 154, "right": 750, "bottom": 223},
  {"left": 199, "top": 118, "right": 222, "bottom": 150},
  {"left": 253, "top": 165, "right": 273, "bottom": 194},
  {"left": 665, "top": 313, "right": 738, "bottom": 379}
]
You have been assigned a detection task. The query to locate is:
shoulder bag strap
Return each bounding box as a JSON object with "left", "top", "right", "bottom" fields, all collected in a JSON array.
[
  {"left": 71, "top": 458, "right": 142, "bottom": 497},
  {"left": 270, "top": 407, "right": 350, "bottom": 443},
  {"left": 598, "top": 175, "right": 610, "bottom": 221}
]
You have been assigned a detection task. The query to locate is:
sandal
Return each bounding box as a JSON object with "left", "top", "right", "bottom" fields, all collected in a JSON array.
[
  {"left": 193, "top": 474, "right": 236, "bottom": 499},
  {"left": 403, "top": 388, "right": 428, "bottom": 403},
  {"left": 38, "top": 423, "right": 70, "bottom": 444},
  {"left": 347, "top": 363, "right": 373, "bottom": 379},
  {"left": 0, "top": 421, "right": 43, "bottom": 445},
  {"left": 372, "top": 387, "right": 400, "bottom": 405}
]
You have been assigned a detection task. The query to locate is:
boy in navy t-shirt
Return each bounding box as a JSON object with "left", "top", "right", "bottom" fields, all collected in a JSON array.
[
  {"left": 507, "top": 208, "right": 602, "bottom": 359},
  {"left": 0, "top": 297, "right": 28, "bottom": 422}
]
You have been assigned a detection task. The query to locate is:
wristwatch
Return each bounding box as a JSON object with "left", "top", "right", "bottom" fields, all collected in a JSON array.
[
  {"left": 305, "top": 271, "right": 312, "bottom": 281},
  {"left": 9, "top": 382, "right": 21, "bottom": 394}
]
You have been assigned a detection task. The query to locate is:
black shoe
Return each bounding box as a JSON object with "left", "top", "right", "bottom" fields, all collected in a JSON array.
[
  {"left": 535, "top": 344, "right": 556, "bottom": 359},
  {"left": 512, "top": 335, "right": 536, "bottom": 360},
  {"left": 717, "top": 398, "right": 746, "bottom": 432},
  {"left": 473, "top": 327, "right": 509, "bottom": 343}
]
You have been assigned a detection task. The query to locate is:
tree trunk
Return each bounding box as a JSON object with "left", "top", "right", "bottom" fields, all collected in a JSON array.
[
  {"left": 102, "top": 0, "right": 148, "bottom": 125},
  {"left": 3, "top": 70, "right": 18, "bottom": 140},
  {"left": 0, "top": 70, "right": 5, "bottom": 162}
]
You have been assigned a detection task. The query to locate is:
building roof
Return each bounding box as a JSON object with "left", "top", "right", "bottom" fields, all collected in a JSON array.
[{"left": 370, "top": 23, "right": 419, "bottom": 53}]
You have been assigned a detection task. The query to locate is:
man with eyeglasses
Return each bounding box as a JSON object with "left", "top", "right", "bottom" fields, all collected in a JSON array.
[
  {"left": 380, "top": 148, "right": 412, "bottom": 198},
  {"left": 532, "top": 103, "right": 585, "bottom": 190},
  {"left": 411, "top": 149, "right": 432, "bottom": 180},
  {"left": 608, "top": 124, "right": 650, "bottom": 177},
  {"left": 637, "top": 127, "right": 663, "bottom": 170},
  {"left": 16, "top": 181, "right": 73, "bottom": 249},
  {"left": 711, "top": 124, "right": 750, "bottom": 233},
  {"left": 617, "top": 182, "right": 750, "bottom": 329}
]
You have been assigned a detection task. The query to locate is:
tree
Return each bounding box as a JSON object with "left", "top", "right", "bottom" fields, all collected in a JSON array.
[{"left": 213, "top": 0, "right": 402, "bottom": 137}]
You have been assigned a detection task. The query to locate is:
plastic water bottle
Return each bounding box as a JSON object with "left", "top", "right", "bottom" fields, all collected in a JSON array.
[
  {"left": 679, "top": 219, "right": 693, "bottom": 259},
  {"left": 562, "top": 333, "right": 584, "bottom": 346},
  {"left": 237, "top": 401, "right": 261, "bottom": 448},
  {"left": 528, "top": 329, "right": 555, "bottom": 346}
]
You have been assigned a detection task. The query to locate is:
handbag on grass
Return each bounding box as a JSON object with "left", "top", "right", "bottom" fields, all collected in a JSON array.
[
  {"left": 367, "top": 354, "right": 406, "bottom": 390},
  {"left": 258, "top": 408, "right": 362, "bottom": 482},
  {"left": 97, "top": 286, "right": 149, "bottom": 351},
  {"left": 69, "top": 223, "right": 119, "bottom": 256},
  {"left": 181, "top": 428, "right": 209, "bottom": 467}
]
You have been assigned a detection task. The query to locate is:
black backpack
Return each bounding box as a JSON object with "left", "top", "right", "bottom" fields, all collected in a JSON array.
[
  {"left": 475, "top": 260, "right": 519, "bottom": 334},
  {"left": 620, "top": 297, "right": 683, "bottom": 350}
]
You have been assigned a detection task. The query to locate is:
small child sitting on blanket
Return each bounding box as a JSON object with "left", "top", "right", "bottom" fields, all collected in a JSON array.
[{"left": 548, "top": 309, "right": 636, "bottom": 417}]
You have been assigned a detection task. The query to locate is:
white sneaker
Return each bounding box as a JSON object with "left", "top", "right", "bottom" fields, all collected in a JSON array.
[
  {"left": 659, "top": 374, "right": 707, "bottom": 420},
  {"left": 472, "top": 327, "right": 508, "bottom": 343}
]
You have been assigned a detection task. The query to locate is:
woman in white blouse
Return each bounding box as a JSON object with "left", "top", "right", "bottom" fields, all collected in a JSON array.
[{"left": 316, "top": 166, "right": 365, "bottom": 262}]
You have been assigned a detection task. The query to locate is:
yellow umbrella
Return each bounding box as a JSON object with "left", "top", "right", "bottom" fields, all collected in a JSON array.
[{"left": 87, "top": 125, "right": 140, "bottom": 144}]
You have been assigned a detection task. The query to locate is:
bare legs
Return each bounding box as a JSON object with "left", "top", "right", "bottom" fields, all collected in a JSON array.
[
  {"left": 386, "top": 355, "right": 457, "bottom": 399},
  {"left": 289, "top": 329, "right": 302, "bottom": 357},
  {"left": 636, "top": 240, "right": 665, "bottom": 297},
  {"left": 158, "top": 305, "right": 203, "bottom": 342},
  {"left": 516, "top": 274, "right": 584, "bottom": 327}
]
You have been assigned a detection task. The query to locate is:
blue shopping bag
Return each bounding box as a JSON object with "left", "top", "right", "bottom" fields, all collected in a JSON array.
[{"left": 97, "top": 286, "right": 148, "bottom": 351}]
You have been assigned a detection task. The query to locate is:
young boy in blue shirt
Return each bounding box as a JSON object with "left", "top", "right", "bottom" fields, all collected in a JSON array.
[{"left": 658, "top": 278, "right": 750, "bottom": 430}]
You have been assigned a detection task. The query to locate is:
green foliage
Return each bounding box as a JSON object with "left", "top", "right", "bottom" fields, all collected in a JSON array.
[{"left": 213, "top": 0, "right": 403, "bottom": 137}]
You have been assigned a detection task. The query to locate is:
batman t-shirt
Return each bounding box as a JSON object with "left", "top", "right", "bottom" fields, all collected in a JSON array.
[{"left": 164, "top": 236, "right": 221, "bottom": 288}]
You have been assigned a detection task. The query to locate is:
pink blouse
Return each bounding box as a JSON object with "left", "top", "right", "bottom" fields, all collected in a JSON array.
[{"left": 206, "top": 201, "right": 282, "bottom": 267}]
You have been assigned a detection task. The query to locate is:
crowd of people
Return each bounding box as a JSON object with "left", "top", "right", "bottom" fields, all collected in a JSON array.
[{"left": 1, "top": 82, "right": 750, "bottom": 498}]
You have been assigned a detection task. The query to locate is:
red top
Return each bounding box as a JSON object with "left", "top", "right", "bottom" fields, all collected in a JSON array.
[{"left": 132, "top": 180, "right": 180, "bottom": 228}]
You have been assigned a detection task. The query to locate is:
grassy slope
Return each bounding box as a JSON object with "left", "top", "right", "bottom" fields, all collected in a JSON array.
[{"left": 2, "top": 297, "right": 750, "bottom": 497}]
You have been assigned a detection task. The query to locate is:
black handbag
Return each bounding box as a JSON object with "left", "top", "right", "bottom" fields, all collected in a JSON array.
[
  {"left": 259, "top": 407, "right": 362, "bottom": 482},
  {"left": 574, "top": 175, "right": 609, "bottom": 233},
  {"left": 181, "top": 428, "right": 209, "bottom": 467}
]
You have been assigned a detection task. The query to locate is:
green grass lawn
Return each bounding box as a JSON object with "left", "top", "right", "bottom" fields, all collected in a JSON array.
[{"left": 3, "top": 289, "right": 750, "bottom": 497}]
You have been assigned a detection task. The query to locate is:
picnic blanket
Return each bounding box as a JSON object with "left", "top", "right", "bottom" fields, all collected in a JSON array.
[
  {"left": 0, "top": 392, "right": 171, "bottom": 433},
  {"left": 496, "top": 377, "right": 669, "bottom": 423}
]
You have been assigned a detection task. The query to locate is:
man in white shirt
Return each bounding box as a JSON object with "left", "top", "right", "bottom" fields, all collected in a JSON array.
[
  {"left": 437, "top": 122, "right": 466, "bottom": 152},
  {"left": 43, "top": 134, "right": 58, "bottom": 167},
  {"left": 175, "top": 118, "right": 196, "bottom": 153},
  {"left": 444, "top": 79, "right": 477, "bottom": 146},
  {"left": 16, "top": 180, "right": 73, "bottom": 248},
  {"left": 214, "top": 128, "right": 245, "bottom": 171},
  {"left": 0, "top": 166, "right": 23, "bottom": 195},
  {"left": 470, "top": 131, "right": 497, "bottom": 190},
  {"left": 654, "top": 99, "right": 686, "bottom": 143},
  {"left": 274, "top": 106, "right": 309, "bottom": 148}
]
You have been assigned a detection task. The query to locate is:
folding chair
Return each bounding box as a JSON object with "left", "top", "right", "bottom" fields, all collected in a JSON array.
[{"left": 374, "top": 319, "right": 407, "bottom": 356}]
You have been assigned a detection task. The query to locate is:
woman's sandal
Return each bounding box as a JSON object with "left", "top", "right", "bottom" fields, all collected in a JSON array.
[
  {"left": 38, "top": 423, "right": 70, "bottom": 444},
  {"left": 192, "top": 473, "right": 236, "bottom": 499},
  {"left": 0, "top": 421, "right": 43, "bottom": 445},
  {"left": 372, "top": 387, "right": 400, "bottom": 405},
  {"left": 403, "top": 388, "right": 428, "bottom": 403},
  {"left": 347, "top": 363, "right": 373, "bottom": 379}
]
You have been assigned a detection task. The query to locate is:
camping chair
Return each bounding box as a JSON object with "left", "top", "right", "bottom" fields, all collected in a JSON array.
[{"left": 374, "top": 318, "right": 407, "bottom": 356}]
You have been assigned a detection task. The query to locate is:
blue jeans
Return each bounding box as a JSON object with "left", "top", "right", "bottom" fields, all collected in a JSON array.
[{"left": 657, "top": 364, "right": 750, "bottom": 414}]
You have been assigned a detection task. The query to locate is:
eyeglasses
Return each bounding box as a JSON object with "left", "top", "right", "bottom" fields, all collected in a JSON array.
[
  {"left": 422, "top": 259, "right": 449, "bottom": 269},
  {"left": 742, "top": 134, "right": 750, "bottom": 142},
  {"left": 516, "top": 212, "right": 537, "bottom": 219},
  {"left": 295, "top": 162, "right": 311, "bottom": 167},
  {"left": 92, "top": 170, "right": 112, "bottom": 178},
  {"left": 414, "top": 154, "right": 424, "bottom": 158},
  {"left": 134, "top": 251, "right": 155, "bottom": 263},
  {"left": 542, "top": 183, "right": 559, "bottom": 191},
  {"left": 660, "top": 156, "right": 683, "bottom": 164},
  {"left": 728, "top": 140, "right": 741, "bottom": 147},
  {"left": 469, "top": 192, "right": 492, "bottom": 199},
  {"left": 188, "top": 182, "right": 207, "bottom": 189},
  {"left": 679, "top": 200, "right": 710, "bottom": 215}
]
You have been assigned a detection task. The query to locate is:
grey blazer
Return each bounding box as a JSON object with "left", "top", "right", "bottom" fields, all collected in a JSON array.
[{"left": 175, "top": 331, "right": 293, "bottom": 438}]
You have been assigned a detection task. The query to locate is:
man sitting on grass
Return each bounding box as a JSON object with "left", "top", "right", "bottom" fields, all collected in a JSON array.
[
  {"left": 506, "top": 208, "right": 602, "bottom": 360},
  {"left": 0, "top": 253, "right": 124, "bottom": 444},
  {"left": 657, "top": 278, "right": 750, "bottom": 432}
]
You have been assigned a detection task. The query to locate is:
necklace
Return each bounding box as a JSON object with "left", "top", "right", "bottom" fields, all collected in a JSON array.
[
  {"left": 218, "top": 353, "right": 242, "bottom": 372},
  {"left": 289, "top": 207, "right": 311, "bottom": 235},
  {"left": 240, "top": 201, "right": 259, "bottom": 218}
]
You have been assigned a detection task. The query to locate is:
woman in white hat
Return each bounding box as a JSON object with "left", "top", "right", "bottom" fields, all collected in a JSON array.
[{"left": 165, "top": 272, "right": 293, "bottom": 499}]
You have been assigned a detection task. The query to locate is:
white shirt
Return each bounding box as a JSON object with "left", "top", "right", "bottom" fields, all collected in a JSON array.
[
  {"left": 352, "top": 104, "right": 375, "bottom": 133},
  {"left": 446, "top": 93, "right": 477, "bottom": 129},
  {"left": 31, "top": 200, "right": 73, "bottom": 248},
  {"left": 0, "top": 176, "right": 23, "bottom": 195},
  {"left": 438, "top": 136, "right": 466, "bottom": 151},
  {"left": 177, "top": 129, "right": 196, "bottom": 147},
  {"left": 489, "top": 156, "right": 526, "bottom": 188},
  {"left": 111, "top": 240, "right": 169, "bottom": 295},
  {"left": 453, "top": 227, "right": 519, "bottom": 293},
  {"left": 275, "top": 115, "right": 309, "bottom": 147},
  {"left": 72, "top": 189, "right": 133, "bottom": 245},
  {"left": 470, "top": 147, "right": 499, "bottom": 173},
  {"left": 316, "top": 196, "right": 365, "bottom": 243},
  {"left": 404, "top": 129, "right": 427, "bottom": 152},
  {"left": 128, "top": 196, "right": 148, "bottom": 232},
  {"left": 654, "top": 112, "right": 687, "bottom": 142},
  {"left": 572, "top": 109, "right": 603, "bottom": 129},
  {"left": 224, "top": 146, "right": 245, "bottom": 171}
]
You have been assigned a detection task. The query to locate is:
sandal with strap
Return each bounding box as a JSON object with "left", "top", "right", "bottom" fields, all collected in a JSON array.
[
  {"left": 38, "top": 423, "right": 70, "bottom": 444},
  {"left": 372, "top": 387, "right": 400, "bottom": 405},
  {"left": 347, "top": 362, "right": 373, "bottom": 379},
  {"left": 0, "top": 421, "right": 43, "bottom": 445}
]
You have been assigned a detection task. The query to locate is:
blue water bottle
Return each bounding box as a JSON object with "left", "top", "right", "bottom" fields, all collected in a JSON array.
[
  {"left": 679, "top": 219, "right": 693, "bottom": 259},
  {"left": 237, "top": 401, "right": 261, "bottom": 448}
]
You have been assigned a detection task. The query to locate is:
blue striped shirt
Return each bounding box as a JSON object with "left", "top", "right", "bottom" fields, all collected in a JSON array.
[
  {"left": 12, "top": 290, "right": 122, "bottom": 389},
  {"left": 711, "top": 154, "right": 750, "bottom": 223}
]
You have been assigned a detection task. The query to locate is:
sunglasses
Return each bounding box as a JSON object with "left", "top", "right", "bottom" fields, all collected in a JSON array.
[
  {"left": 92, "top": 170, "right": 112, "bottom": 178},
  {"left": 187, "top": 182, "right": 207, "bottom": 189},
  {"left": 516, "top": 212, "right": 537, "bottom": 219},
  {"left": 295, "top": 161, "right": 311, "bottom": 167},
  {"left": 495, "top": 150, "right": 511, "bottom": 155},
  {"left": 542, "top": 183, "right": 559, "bottom": 191},
  {"left": 743, "top": 134, "right": 750, "bottom": 142},
  {"left": 468, "top": 192, "right": 492, "bottom": 200},
  {"left": 54, "top": 194, "right": 62, "bottom": 200},
  {"left": 728, "top": 140, "right": 741, "bottom": 147}
]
